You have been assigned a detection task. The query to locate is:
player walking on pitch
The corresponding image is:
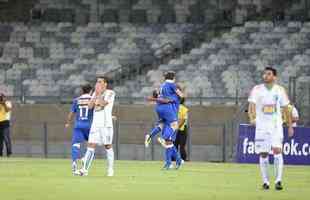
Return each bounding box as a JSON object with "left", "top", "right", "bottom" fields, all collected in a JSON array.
[
  {"left": 248, "top": 67, "right": 294, "bottom": 190},
  {"left": 78, "top": 76, "right": 115, "bottom": 177},
  {"left": 65, "top": 84, "right": 93, "bottom": 175}
]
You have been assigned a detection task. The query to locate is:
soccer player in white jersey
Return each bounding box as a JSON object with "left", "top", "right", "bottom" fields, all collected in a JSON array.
[
  {"left": 248, "top": 67, "right": 294, "bottom": 190},
  {"left": 78, "top": 76, "right": 115, "bottom": 177}
]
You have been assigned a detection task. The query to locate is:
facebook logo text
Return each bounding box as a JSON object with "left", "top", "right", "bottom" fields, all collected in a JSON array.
[{"left": 242, "top": 138, "right": 310, "bottom": 156}]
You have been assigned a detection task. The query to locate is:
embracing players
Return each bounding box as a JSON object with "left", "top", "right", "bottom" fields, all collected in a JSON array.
[
  {"left": 248, "top": 67, "right": 294, "bottom": 190},
  {"left": 65, "top": 84, "right": 93, "bottom": 175},
  {"left": 145, "top": 71, "right": 184, "bottom": 169}
]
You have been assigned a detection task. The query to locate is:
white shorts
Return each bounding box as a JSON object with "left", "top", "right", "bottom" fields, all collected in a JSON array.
[
  {"left": 88, "top": 127, "right": 113, "bottom": 145},
  {"left": 255, "top": 128, "right": 283, "bottom": 153}
]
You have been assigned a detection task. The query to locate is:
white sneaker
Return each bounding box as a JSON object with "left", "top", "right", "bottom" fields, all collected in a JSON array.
[
  {"left": 73, "top": 170, "right": 81, "bottom": 176},
  {"left": 107, "top": 169, "right": 114, "bottom": 177},
  {"left": 144, "top": 134, "right": 151, "bottom": 148}
]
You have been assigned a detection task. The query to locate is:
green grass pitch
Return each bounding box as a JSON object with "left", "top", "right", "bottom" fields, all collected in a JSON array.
[{"left": 0, "top": 158, "right": 309, "bottom": 200}]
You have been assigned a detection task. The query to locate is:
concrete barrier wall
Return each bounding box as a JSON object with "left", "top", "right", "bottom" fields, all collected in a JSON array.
[
  {"left": 11, "top": 104, "right": 239, "bottom": 141},
  {"left": 8, "top": 104, "right": 247, "bottom": 161}
]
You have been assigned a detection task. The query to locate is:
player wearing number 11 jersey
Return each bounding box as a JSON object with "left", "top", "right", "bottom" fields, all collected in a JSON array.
[{"left": 65, "top": 84, "right": 93, "bottom": 174}]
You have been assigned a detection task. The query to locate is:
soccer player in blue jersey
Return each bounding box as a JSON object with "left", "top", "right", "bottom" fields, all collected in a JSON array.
[
  {"left": 145, "top": 71, "right": 184, "bottom": 169},
  {"left": 65, "top": 84, "right": 94, "bottom": 174}
]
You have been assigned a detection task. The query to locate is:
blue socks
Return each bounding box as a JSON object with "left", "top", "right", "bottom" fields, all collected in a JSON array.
[
  {"left": 164, "top": 147, "right": 173, "bottom": 168},
  {"left": 173, "top": 146, "right": 182, "bottom": 166}
]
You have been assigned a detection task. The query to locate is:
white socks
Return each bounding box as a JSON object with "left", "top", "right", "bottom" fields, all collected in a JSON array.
[
  {"left": 274, "top": 154, "right": 283, "bottom": 183},
  {"left": 106, "top": 148, "right": 114, "bottom": 171},
  {"left": 82, "top": 147, "right": 114, "bottom": 175},
  {"left": 259, "top": 154, "right": 284, "bottom": 184},
  {"left": 259, "top": 156, "right": 270, "bottom": 185},
  {"left": 83, "top": 147, "right": 95, "bottom": 171}
]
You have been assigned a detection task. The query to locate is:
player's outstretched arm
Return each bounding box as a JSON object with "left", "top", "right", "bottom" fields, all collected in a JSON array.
[{"left": 146, "top": 96, "right": 172, "bottom": 103}]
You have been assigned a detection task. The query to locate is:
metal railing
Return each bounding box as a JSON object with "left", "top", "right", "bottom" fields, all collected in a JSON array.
[{"left": 9, "top": 120, "right": 230, "bottom": 162}]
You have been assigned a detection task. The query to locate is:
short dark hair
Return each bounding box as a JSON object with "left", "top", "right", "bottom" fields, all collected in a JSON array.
[
  {"left": 265, "top": 67, "right": 277, "bottom": 76},
  {"left": 180, "top": 97, "right": 185, "bottom": 104},
  {"left": 96, "top": 76, "right": 109, "bottom": 84},
  {"left": 81, "top": 84, "right": 92, "bottom": 94},
  {"left": 164, "top": 71, "right": 176, "bottom": 80}
]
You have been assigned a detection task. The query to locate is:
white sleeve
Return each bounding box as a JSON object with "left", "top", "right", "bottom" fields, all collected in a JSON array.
[
  {"left": 279, "top": 87, "right": 290, "bottom": 107},
  {"left": 91, "top": 93, "right": 96, "bottom": 99},
  {"left": 5, "top": 101, "right": 12, "bottom": 109},
  {"left": 104, "top": 90, "right": 115, "bottom": 103},
  {"left": 248, "top": 86, "right": 258, "bottom": 104},
  {"left": 292, "top": 107, "right": 299, "bottom": 118}
]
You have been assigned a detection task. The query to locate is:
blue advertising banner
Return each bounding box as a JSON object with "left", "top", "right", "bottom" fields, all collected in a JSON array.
[{"left": 237, "top": 124, "right": 310, "bottom": 165}]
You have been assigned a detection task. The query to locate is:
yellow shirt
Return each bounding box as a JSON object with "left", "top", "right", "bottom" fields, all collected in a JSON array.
[
  {"left": 282, "top": 104, "right": 298, "bottom": 127},
  {"left": 178, "top": 104, "right": 188, "bottom": 131},
  {"left": 0, "top": 104, "right": 7, "bottom": 122},
  {"left": 282, "top": 104, "right": 292, "bottom": 122}
]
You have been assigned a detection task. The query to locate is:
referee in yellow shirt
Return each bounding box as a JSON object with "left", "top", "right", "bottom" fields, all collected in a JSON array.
[
  {"left": 174, "top": 97, "right": 189, "bottom": 161},
  {"left": 0, "top": 93, "right": 12, "bottom": 157}
]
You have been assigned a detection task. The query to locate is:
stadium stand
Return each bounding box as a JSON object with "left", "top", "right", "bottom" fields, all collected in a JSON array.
[
  {"left": 123, "top": 21, "right": 310, "bottom": 105},
  {"left": 0, "top": 22, "right": 197, "bottom": 97},
  {"left": 0, "top": 0, "right": 309, "bottom": 104}
]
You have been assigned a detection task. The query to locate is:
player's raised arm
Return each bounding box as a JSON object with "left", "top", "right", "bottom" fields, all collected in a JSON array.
[
  {"left": 89, "top": 78, "right": 104, "bottom": 109},
  {"left": 100, "top": 90, "right": 115, "bottom": 107},
  {"left": 88, "top": 94, "right": 96, "bottom": 109}
]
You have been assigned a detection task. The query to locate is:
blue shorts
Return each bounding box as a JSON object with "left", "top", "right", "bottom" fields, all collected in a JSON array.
[
  {"left": 72, "top": 128, "right": 90, "bottom": 144},
  {"left": 156, "top": 104, "right": 178, "bottom": 124}
]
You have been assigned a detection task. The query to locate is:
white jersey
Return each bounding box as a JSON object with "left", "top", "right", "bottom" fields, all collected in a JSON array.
[
  {"left": 292, "top": 106, "right": 299, "bottom": 127},
  {"left": 248, "top": 84, "right": 289, "bottom": 131},
  {"left": 91, "top": 89, "right": 115, "bottom": 128},
  {"left": 5, "top": 101, "right": 12, "bottom": 121}
]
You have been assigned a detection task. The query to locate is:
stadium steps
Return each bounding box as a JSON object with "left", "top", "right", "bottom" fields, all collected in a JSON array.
[
  {"left": 110, "top": 25, "right": 228, "bottom": 93},
  {"left": 0, "top": 0, "right": 37, "bottom": 22}
]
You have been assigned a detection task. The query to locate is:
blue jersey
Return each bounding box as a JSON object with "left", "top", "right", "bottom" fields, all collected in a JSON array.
[
  {"left": 157, "top": 80, "right": 179, "bottom": 105},
  {"left": 71, "top": 94, "right": 93, "bottom": 129},
  {"left": 155, "top": 80, "right": 179, "bottom": 124}
]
